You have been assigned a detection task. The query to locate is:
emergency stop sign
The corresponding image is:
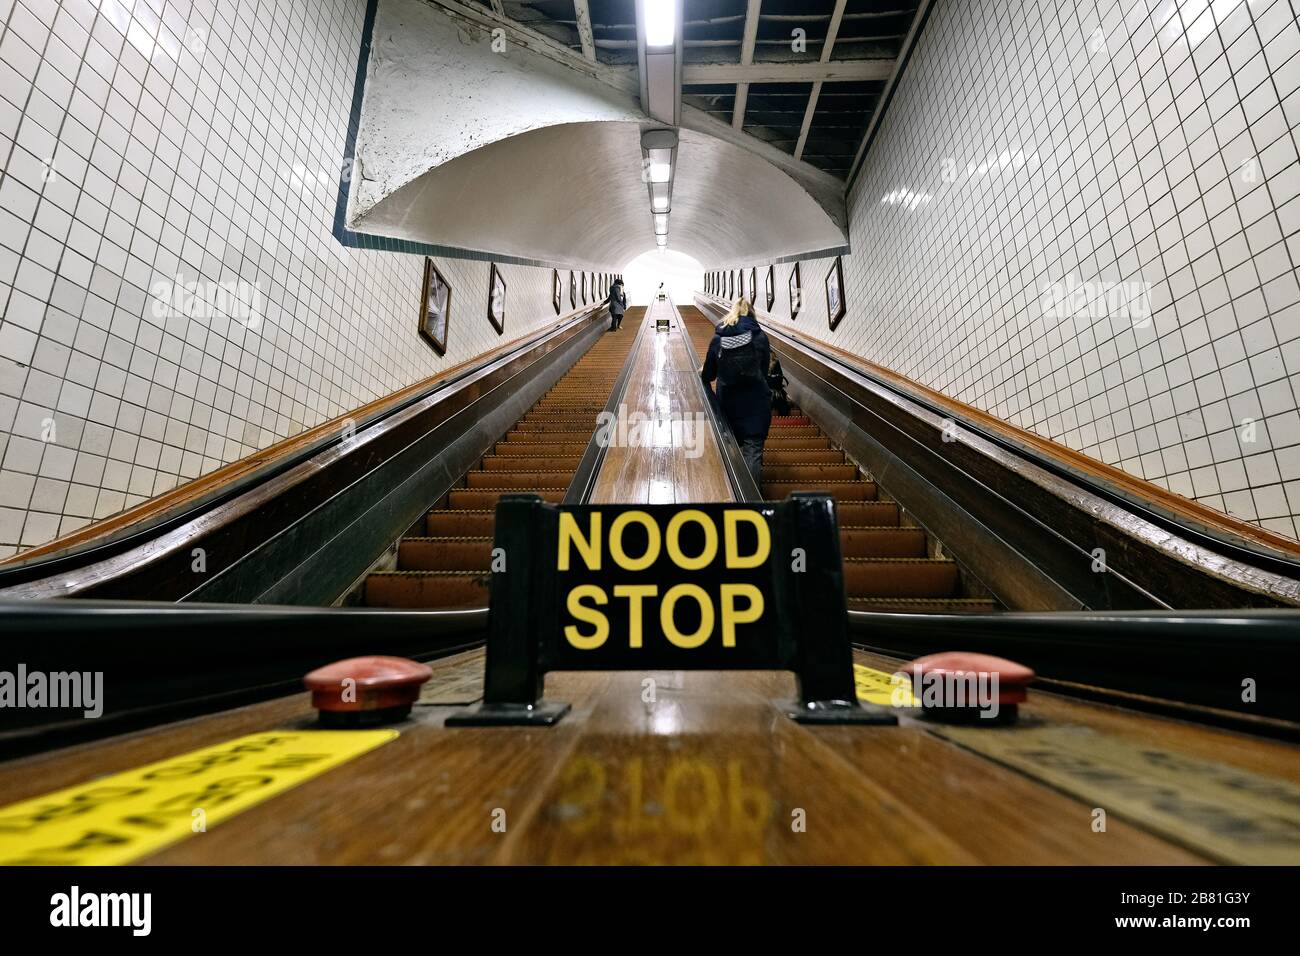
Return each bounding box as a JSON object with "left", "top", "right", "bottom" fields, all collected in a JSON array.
[{"left": 446, "top": 493, "right": 894, "bottom": 727}]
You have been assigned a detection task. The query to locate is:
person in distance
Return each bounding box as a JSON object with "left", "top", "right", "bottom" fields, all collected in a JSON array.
[{"left": 608, "top": 277, "right": 627, "bottom": 331}]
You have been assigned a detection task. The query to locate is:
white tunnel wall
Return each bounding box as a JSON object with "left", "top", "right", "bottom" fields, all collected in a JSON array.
[
  {"left": 719, "top": 0, "right": 1300, "bottom": 542},
  {"left": 0, "top": 0, "right": 610, "bottom": 557}
]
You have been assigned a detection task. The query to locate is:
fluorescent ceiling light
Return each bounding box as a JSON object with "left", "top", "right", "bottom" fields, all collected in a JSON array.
[
  {"left": 656, "top": 236, "right": 668, "bottom": 247},
  {"left": 652, "top": 195, "right": 669, "bottom": 211},
  {"left": 649, "top": 162, "right": 672, "bottom": 183},
  {"left": 654, "top": 213, "right": 668, "bottom": 229},
  {"left": 644, "top": 0, "right": 676, "bottom": 48}
]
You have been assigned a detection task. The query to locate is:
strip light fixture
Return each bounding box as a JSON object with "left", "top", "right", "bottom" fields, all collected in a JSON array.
[
  {"left": 637, "top": 2, "right": 682, "bottom": 251},
  {"left": 642, "top": 128, "right": 677, "bottom": 251}
]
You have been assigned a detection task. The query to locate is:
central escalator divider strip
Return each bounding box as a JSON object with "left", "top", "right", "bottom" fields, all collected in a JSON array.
[
  {"left": 564, "top": 310, "right": 656, "bottom": 505},
  {"left": 363, "top": 309, "right": 646, "bottom": 609}
]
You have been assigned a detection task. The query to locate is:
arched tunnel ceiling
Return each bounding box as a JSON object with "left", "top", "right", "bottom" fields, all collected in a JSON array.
[
  {"left": 346, "top": 0, "right": 849, "bottom": 269},
  {"left": 353, "top": 121, "right": 848, "bottom": 268}
]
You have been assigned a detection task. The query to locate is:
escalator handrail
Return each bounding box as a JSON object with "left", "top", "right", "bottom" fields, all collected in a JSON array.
[
  {"left": 847, "top": 607, "right": 1300, "bottom": 738},
  {"left": 695, "top": 292, "right": 1300, "bottom": 581},
  {"left": 0, "top": 597, "right": 488, "bottom": 631}
]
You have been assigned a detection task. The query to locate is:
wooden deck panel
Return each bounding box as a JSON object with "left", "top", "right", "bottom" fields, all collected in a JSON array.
[
  {"left": 4, "top": 646, "right": 1295, "bottom": 864},
  {"left": 590, "top": 300, "right": 733, "bottom": 505}
]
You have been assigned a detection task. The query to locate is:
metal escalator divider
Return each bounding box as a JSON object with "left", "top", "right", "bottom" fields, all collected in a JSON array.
[{"left": 362, "top": 310, "right": 647, "bottom": 609}]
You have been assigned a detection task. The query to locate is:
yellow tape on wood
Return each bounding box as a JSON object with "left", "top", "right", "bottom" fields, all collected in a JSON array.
[{"left": 0, "top": 730, "right": 397, "bottom": 865}]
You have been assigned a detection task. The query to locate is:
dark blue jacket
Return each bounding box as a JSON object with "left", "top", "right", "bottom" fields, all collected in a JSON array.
[
  {"left": 608, "top": 282, "right": 627, "bottom": 316},
  {"left": 701, "top": 313, "right": 772, "bottom": 439}
]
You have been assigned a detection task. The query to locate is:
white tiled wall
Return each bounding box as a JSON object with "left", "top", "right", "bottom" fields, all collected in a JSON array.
[
  {"left": 725, "top": 0, "right": 1300, "bottom": 541},
  {"left": 0, "top": 0, "right": 608, "bottom": 557}
]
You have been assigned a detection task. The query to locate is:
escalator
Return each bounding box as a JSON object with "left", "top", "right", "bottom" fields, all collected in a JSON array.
[
  {"left": 679, "top": 307, "right": 996, "bottom": 613},
  {"left": 3, "top": 293, "right": 1297, "bottom": 753},
  {"left": 363, "top": 310, "right": 644, "bottom": 609}
]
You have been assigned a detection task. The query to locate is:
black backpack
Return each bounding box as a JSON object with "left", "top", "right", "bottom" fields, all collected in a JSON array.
[
  {"left": 717, "top": 333, "right": 764, "bottom": 387},
  {"left": 767, "top": 358, "right": 790, "bottom": 414}
]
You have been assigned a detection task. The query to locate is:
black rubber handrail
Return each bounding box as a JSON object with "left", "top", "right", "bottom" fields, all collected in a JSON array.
[
  {"left": 695, "top": 293, "right": 1300, "bottom": 580},
  {"left": 848, "top": 607, "right": 1300, "bottom": 738},
  {"left": 0, "top": 599, "right": 489, "bottom": 757},
  {"left": 0, "top": 597, "right": 488, "bottom": 632},
  {"left": 0, "top": 304, "right": 609, "bottom": 586},
  {"left": 564, "top": 309, "right": 656, "bottom": 505},
  {"left": 674, "top": 299, "right": 763, "bottom": 502}
]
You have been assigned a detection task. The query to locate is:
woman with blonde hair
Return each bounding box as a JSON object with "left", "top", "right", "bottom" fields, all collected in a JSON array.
[{"left": 701, "top": 296, "right": 772, "bottom": 487}]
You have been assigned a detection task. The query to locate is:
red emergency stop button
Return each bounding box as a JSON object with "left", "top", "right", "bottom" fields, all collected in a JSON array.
[
  {"left": 304, "top": 656, "right": 433, "bottom": 727},
  {"left": 907, "top": 652, "right": 1034, "bottom": 724}
]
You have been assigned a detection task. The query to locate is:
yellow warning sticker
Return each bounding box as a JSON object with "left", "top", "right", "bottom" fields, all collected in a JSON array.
[
  {"left": 0, "top": 730, "right": 397, "bottom": 866},
  {"left": 854, "top": 663, "right": 915, "bottom": 707}
]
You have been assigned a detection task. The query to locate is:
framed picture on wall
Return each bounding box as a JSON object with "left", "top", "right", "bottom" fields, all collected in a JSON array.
[
  {"left": 728, "top": 271, "right": 734, "bottom": 299},
  {"left": 748, "top": 267, "right": 756, "bottom": 303},
  {"left": 825, "top": 256, "right": 846, "bottom": 331},
  {"left": 765, "top": 265, "right": 775, "bottom": 311},
  {"left": 581, "top": 272, "right": 587, "bottom": 305},
  {"left": 487, "top": 262, "right": 506, "bottom": 335},
  {"left": 570, "top": 270, "right": 577, "bottom": 309},
  {"left": 789, "top": 262, "right": 802, "bottom": 320},
  {"left": 418, "top": 257, "right": 451, "bottom": 356}
]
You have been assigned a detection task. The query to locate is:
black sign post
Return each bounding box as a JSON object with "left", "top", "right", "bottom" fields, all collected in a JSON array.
[{"left": 446, "top": 493, "right": 895, "bottom": 727}]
